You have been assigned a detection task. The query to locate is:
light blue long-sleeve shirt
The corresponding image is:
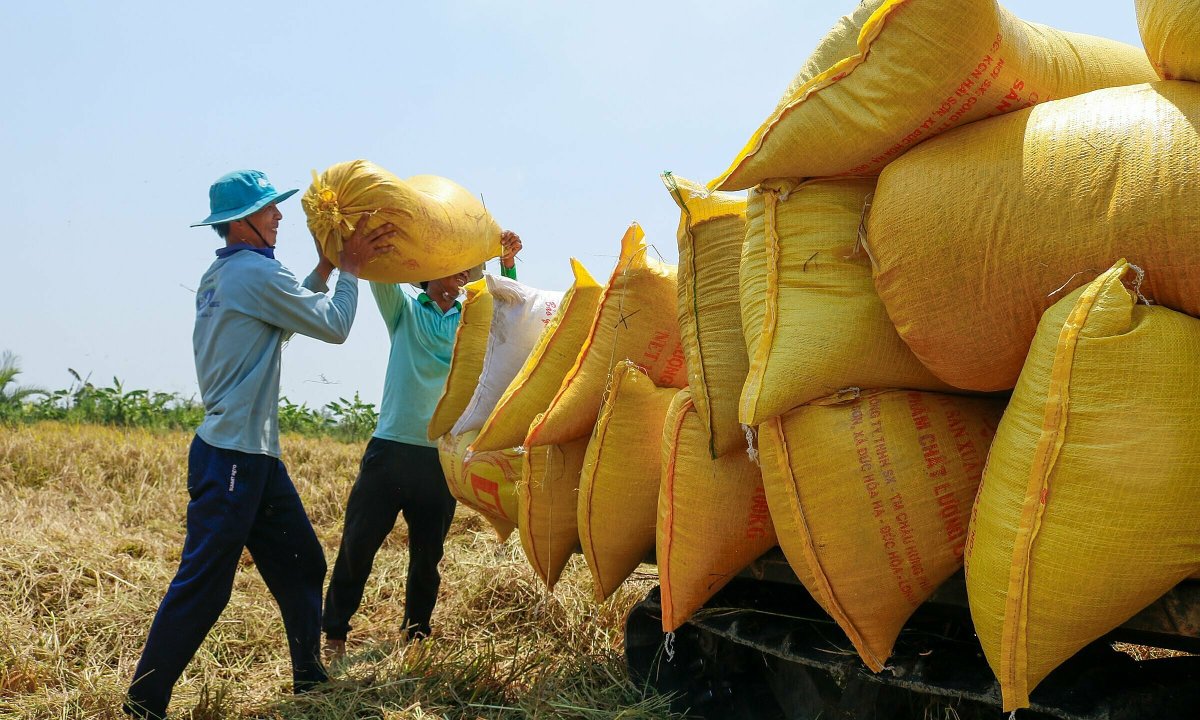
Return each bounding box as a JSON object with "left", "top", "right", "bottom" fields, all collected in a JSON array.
[
  {"left": 372, "top": 266, "right": 515, "bottom": 447},
  {"left": 193, "top": 249, "right": 358, "bottom": 457}
]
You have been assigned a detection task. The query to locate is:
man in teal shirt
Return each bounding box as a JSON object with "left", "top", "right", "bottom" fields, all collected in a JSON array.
[
  {"left": 124, "top": 170, "right": 396, "bottom": 720},
  {"left": 323, "top": 232, "right": 522, "bottom": 657}
]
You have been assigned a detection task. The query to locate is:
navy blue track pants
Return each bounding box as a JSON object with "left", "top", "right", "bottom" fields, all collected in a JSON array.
[{"left": 125, "top": 436, "right": 327, "bottom": 719}]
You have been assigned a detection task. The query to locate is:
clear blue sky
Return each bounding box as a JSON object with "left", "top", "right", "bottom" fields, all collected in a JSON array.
[{"left": 1, "top": 1, "right": 1143, "bottom": 410}]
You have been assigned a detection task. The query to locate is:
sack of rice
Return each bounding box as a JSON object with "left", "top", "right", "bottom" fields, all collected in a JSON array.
[
  {"left": 303, "top": 159, "right": 501, "bottom": 282},
  {"left": 662, "top": 173, "right": 749, "bottom": 457},
  {"left": 525, "top": 224, "right": 685, "bottom": 448},
  {"left": 578, "top": 361, "right": 677, "bottom": 602},
  {"left": 710, "top": 0, "right": 1156, "bottom": 190},
  {"left": 1136, "top": 0, "right": 1200, "bottom": 81},
  {"left": 452, "top": 276, "right": 564, "bottom": 436},
  {"left": 437, "top": 430, "right": 524, "bottom": 541},
  {"left": 867, "top": 81, "right": 1200, "bottom": 392},
  {"left": 964, "top": 260, "right": 1200, "bottom": 712},
  {"left": 740, "top": 177, "right": 949, "bottom": 427},
  {"left": 519, "top": 436, "right": 590, "bottom": 589},
  {"left": 428, "top": 278, "right": 492, "bottom": 440},
  {"left": 659, "top": 390, "right": 776, "bottom": 632},
  {"left": 758, "top": 389, "right": 1004, "bottom": 672}
]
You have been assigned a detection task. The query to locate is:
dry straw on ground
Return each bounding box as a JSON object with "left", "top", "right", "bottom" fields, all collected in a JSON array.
[{"left": 0, "top": 422, "right": 680, "bottom": 719}]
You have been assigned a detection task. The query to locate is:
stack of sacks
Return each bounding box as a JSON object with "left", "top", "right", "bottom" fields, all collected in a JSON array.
[
  {"left": 658, "top": 390, "right": 776, "bottom": 632},
  {"left": 438, "top": 430, "right": 524, "bottom": 541},
  {"left": 577, "top": 361, "right": 677, "bottom": 602},
  {"left": 865, "top": 81, "right": 1200, "bottom": 391},
  {"left": 758, "top": 389, "right": 1005, "bottom": 671},
  {"left": 662, "top": 174, "right": 749, "bottom": 458},
  {"left": 452, "top": 276, "right": 563, "bottom": 436},
  {"left": 525, "top": 224, "right": 685, "bottom": 448},
  {"left": 303, "top": 159, "right": 502, "bottom": 282},
  {"left": 429, "top": 274, "right": 560, "bottom": 539},
  {"left": 471, "top": 259, "right": 604, "bottom": 452},
  {"left": 709, "top": 0, "right": 1155, "bottom": 190},
  {"left": 738, "top": 177, "right": 950, "bottom": 429},
  {"left": 1136, "top": 0, "right": 1200, "bottom": 82},
  {"left": 965, "top": 261, "right": 1200, "bottom": 712}
]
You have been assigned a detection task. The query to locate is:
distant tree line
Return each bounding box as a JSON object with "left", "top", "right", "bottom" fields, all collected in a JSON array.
[{"left": 0, "top": 351, "right": 377, "bottom": 442}]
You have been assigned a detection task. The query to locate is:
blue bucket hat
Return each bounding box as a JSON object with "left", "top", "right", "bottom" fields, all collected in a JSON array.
[{"left": 191, "top": 169, "right": 299, "bottom": 227}]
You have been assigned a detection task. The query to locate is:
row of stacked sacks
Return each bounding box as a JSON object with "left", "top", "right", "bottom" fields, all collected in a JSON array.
[
  {"left": 697, "top": 0, "right": 1199, "bottom": 715},
  {"left": 425, "top": 0, "right": 1200, "bottom": 715}
]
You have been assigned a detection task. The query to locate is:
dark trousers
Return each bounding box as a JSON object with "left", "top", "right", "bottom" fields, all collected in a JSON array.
[
  {"left": 125, "top": 437, "right": 327, "bottom": 720},
  {"left": 323, "top": 437, "right": 456, "bottom": 641}
]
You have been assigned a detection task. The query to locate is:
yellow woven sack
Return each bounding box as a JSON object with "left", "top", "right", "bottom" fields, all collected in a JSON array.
[
  {"left": 1136, "top": 0, "right": 1200, "bottom": 81},
  {"left": 302, "top": 159, "right": 501, "bottom": 283},
  {"left": 518, "top": 436, "right": 589, "bottom": 589},
  {"left": 428, "top": 279, "right": 491, "bottom": 440},
  {"left": 470, "top": 259, "right": 603, "bottom": 452},
  {"left": 662, "top": 174, "right": 749, "bottom": 458},
  {"left": 659, "top": 390, "right": 776, "bottom": 632},
  {"left": 710, "top": 0, "right": 1156, "bottom": 190},
  {"left": 437, "top": 431, "right": 524, "bottom": 542},
  {"left": 525, "top": 224, "right": 684, "bottom": 448},
  {"left": 740, "top": 178, "right": 950, "bottom": 427},
  {"left": 963, "top": 260, "right": 1200, "bottom": 712},
  {"left": 867, "top": 81, "right": 1200, "bottom": 392},
  {"left": 578, "top": 361, "right": 678, "bottom": 602},
  {"left": 758, "top": 389, "right": 1004, "bottom": 672}
]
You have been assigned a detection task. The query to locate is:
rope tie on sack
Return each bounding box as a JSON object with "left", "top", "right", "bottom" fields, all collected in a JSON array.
[
  {"left": 743, "top": 424, "right": 759, "bottom": 466},
  {"left": 664, "top": 631, "right": 676, "bottom": 662},
  {"left": 854, "top": 192, "right": 878, "bottom": 268},
  {"left": 307, "top": 169, "right": 354, "bottom": 254}
]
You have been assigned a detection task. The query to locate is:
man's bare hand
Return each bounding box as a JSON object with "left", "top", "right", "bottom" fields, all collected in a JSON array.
[
  {"left": 500, "top": 230, "right": 522, "bottom": 269},
  {"left": 340, "top": 214, "right": 396, "bottom": 276}
]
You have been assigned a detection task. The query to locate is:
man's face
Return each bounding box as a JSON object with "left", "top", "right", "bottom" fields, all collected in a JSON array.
[
  {"left": 236, "top": 203, "right": 282, "bottom": 246},
  {"left": 428, "top": 269, "right": 471, "bottom": 301}
]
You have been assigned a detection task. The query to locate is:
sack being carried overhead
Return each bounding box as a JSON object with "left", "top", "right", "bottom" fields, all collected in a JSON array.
[
  {"left": 740, "top": 177, "right": 949, "bottom": 428},
  {"left": 452, "top": 276, "right": 564, "bottom": 436},
  {"left": 867, "top": 81, "right": 1200, "bottom": 392},
  {"left": 303, "top": 159, "right": 501, "bottom": 282},
  {"left": 471, "top": 259, "right": 604, "bottom": 453},
  {"left": 662, "top": 174, "right": 749, "bottom": 458},
  {"left": 525, "top": 224, "right": 685, "bottom": 448},
  {"left": 964, "top": 261, "right": 1200, "bottom": 712},
  {"left": 428, "top": 278, "right": 492, "bottom": 440},
  {"left": 438, "top": 430, "right": 524, "bottom": 541},
  {"left": 758, "top": 389, "right": 1004, "bottom": 672},
  {"left": 709, "top": 0, "right": 1156, "bottom": 190},
  {"left": 1136, "top": 0, "right": 1200, "bottom": 81}
]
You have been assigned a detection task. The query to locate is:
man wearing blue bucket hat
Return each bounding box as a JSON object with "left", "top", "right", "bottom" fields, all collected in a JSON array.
[{"left": 123, "top": 170, "right": 396, "bottom": 720}]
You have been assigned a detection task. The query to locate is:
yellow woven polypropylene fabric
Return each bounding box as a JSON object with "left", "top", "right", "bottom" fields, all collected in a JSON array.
[
  {"left": 740, "top": 178, "right": 949, "bottom": 427},
  {"left": 471, "top": 259, "right": 603, "bottom": 452},
  {"left": 868, "top": 81, "right": 1200, "bottom": 392},
  {"left": 525, "top": 224, "right": 684, "bottom": 448},
  {"left": 302, "top": 159, "right": 501, "bottom": 283},
  {"left": 428, "top": 279, "right": 491, "bottom": 440},
  {"left": 662, "top": 174, "right": 749, "bottom": 458},
  {"left": 437, "top": 431, "right": 524, "bottom": 542},
  {"left": 709, "top": 0, "right": 1156, "bottom": 190},
  {"left": 577, "top": 361, "right": 677, "bottom": 602},
  {"left": 1136, "top": 0, "right": 1200, "bottom": 81},
  {"left": 658, "top": 390, "right": 775, "bottom": 632},
  {"left": 758, "top": 389, "right": 1004, "bottom": 672},
  {"left": 964, "top": 261, "right": 1200, "bottom": 712},
  {"left": 518, "top": 436, "right": 589, "bottom": 590}
]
